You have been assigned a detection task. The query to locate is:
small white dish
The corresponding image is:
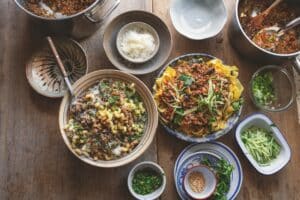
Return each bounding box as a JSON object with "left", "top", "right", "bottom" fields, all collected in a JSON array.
[
  {"left": 128, "top": 161, "right": 166, "bottom": 200},
  {"left": 235, "top": 113, "right": 291, "bottom": 175},
  {"left": 116, "top": 22, "right": 160, "bottom": 63},
  {"left": 170, "top": 0, "right": 228, "bottom": 40},
  {"left": 183, "top": 165, "right": 217, "bottom": 199}
]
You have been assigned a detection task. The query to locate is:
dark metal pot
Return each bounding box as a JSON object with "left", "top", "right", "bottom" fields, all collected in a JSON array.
[
  {"left": 14, "top": 0, "right": 120, "bottom": 39},
  {"left": 229, "top": 0, "right": 300, "bottom": 73}
]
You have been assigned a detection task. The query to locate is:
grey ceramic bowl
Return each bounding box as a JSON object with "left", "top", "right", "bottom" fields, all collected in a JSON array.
[
  {"left": 103, "top": 10, "right": 172, "bottom": 75},
  {"left": 170, "top": 0, "right": 228, "bottom": 40}
]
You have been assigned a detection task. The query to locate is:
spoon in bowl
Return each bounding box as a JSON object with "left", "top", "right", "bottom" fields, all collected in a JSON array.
[
  {"left": 252, "top": 17, "right": 300, "bottom": 52},
  {"left": 276, "top": 17, "right": 300, "bottom": 34},
  {"left": 46, "top": 36, "right": 74, "bottom": 96}
]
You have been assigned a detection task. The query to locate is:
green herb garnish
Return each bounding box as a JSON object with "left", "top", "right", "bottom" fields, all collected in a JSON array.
[
  {"left": 201, "top": 158, "right": 234, "bottom": 200},
  {"left": 252, "top": 72, "right": 276, "bottom": 106},
  {"left": 241, "top": 126, "right": 281, "bottom": 165},
  {"left": 232, "top": 98, "right": 243, "bottom": 112},
  {"left": 173, "top": 113, "right": 183, "bottom": 125},
  {"left": 108, "top": 96, "right": 119, "bottom": 105},
  {"left": 179, "top": 74, "right": 194, "bottom": 86},
  {"left": 132, "top": 169, "right": 163, "bottom": 195}
]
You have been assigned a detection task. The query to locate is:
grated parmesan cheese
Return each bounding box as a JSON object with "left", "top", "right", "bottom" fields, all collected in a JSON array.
[{"left": 119, "top": 28, "right": 156, "bottom": 61}]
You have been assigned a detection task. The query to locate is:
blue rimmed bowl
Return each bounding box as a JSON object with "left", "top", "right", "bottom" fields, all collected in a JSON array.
[
  {"left": 174, "top": 142, "right": 243, "bottom": 200},
  {"left": 153, "top": 53, "right": 243, "bottom": 143}
]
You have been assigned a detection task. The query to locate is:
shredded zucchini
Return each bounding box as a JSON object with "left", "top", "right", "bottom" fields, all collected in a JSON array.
[{"left": 241, "top": 126, "right": 281, "bottom": 165}]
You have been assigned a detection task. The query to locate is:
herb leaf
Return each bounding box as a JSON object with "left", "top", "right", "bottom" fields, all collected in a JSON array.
[
  {"left": 108, "top": 96, "right": 119, "bottom": 105},
  {"left": 232, "top": 98, "right": 243, "bottom": 112},
  {"left": 201, "top": 158, "right": 234, "bottom": 200},
  {"left": 173, "top": 113, "right": 183, "bottom": 125},
  {"left": 179, "top": 74, "right": 194, "bottom": 86}
]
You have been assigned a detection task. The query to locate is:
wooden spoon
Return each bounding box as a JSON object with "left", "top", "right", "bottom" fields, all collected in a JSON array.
[{"left": 250, "top": 0, "right": 283, "bottom": 28}]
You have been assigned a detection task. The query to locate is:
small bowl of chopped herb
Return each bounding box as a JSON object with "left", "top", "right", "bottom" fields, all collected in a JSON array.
[
  {"left": 250, "top": 65, "right": 295, "bottom": 112},
  {"left": 236, "top": 113, "right": 291, "bottom": 175},
  {"left": 128, "top": 161, "right": 166, "bottom": 200}
]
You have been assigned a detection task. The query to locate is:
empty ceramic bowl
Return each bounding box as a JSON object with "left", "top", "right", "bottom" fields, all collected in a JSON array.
[
  {"left": 128, "top": 161, "right": 166, "bottom": 200},
  {"left": 26, "top": 37, "right": 88, "bottom": 98},
  {"left": 183, "top": 164, "right": 217, "bottom": 199},
  {"left": 170, "top": 0, "right": 228, "bottom": 40},
  {"left": 116, "top": 22, "right": 160, "bottom": 63},
  {"left": 103, "top": 10, "right": 172, "bottom": 75}
]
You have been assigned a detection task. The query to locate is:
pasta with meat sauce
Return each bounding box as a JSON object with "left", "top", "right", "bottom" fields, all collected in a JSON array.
[
  {"left": 64, "top": 79, "right": 147, "bottom": 161},
  {"left": 154, "top": 58, "right": 243, "bottom": 137}
]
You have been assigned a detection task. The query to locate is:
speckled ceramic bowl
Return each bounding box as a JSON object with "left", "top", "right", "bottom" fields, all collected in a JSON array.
[
  {"left": 59, "top": 70, "right": 158, "bottom": 168},
  {"left": 26, "top": 37, "right": 88, "bottom": 98},
  {"left": 103, "top": 10, "right": 172, "bottom": 75}
]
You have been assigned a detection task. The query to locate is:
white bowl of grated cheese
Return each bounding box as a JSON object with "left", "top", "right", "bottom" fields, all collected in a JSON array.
[{"left": 116, "top": 22, "right": 160, "bottom": 63}]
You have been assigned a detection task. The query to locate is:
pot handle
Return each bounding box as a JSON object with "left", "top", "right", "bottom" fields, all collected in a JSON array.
[
  {"left": 293, "top": 54, "right": 300, "bottom": 74},
  {"left": 85, "top": 0, "right": 120, "bottom": 23}
]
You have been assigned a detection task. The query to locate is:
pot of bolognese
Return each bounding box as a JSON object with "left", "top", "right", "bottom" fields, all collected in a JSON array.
[
  {"left": 14, "top": 0, "right": 120, "bottom": 39},
  {"left": 229, "top": 0, "right": 300, "bottom": 73}
]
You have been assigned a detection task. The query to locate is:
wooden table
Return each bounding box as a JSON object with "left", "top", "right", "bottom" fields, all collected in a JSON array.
[{"left": 1, "top": 0, "right": 300, "bottom": 199}]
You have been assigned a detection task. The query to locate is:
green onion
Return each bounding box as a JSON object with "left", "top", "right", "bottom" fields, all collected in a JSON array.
[{"left": 252, "top": 72, "right": 276, "bottom": 106}]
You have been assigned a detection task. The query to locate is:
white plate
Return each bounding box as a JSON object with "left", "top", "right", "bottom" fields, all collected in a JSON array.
[
  {"left": 174, "top": 142, "right": 243, "bottom": 200},
  {"left": 235, "top": 113, "right": 291, "bottom": 175}
]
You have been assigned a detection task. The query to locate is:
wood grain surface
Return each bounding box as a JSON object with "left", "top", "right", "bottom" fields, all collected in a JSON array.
[{"left": 0, "top": 0, "right": 299, "bottom": 199}]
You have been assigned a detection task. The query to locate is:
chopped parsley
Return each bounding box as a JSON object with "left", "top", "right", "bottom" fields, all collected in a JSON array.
[{"left": 132, "top": 169, "right": 163, "bottom": 195}]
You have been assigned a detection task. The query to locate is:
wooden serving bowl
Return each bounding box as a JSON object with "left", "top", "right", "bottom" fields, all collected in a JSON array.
[{"left": 59, "top": 70, "right": 158, "bottom": 168}]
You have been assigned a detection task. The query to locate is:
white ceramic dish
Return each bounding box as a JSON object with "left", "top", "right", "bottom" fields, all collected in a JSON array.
[
  {"left": 128, "top": 161, "right": 166, "bottom": 200},
  {"left": 170, "top": 0, "right": 227, "bottom": 40},
  {"left": 235, "top": 113, "right": 291, "bottom": 175},
  {"left": 183, "top": 164, "right": 217, "bottom": 199},
  {"left": 116, "top": 22, "right": 160, "bottom": 63}
]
